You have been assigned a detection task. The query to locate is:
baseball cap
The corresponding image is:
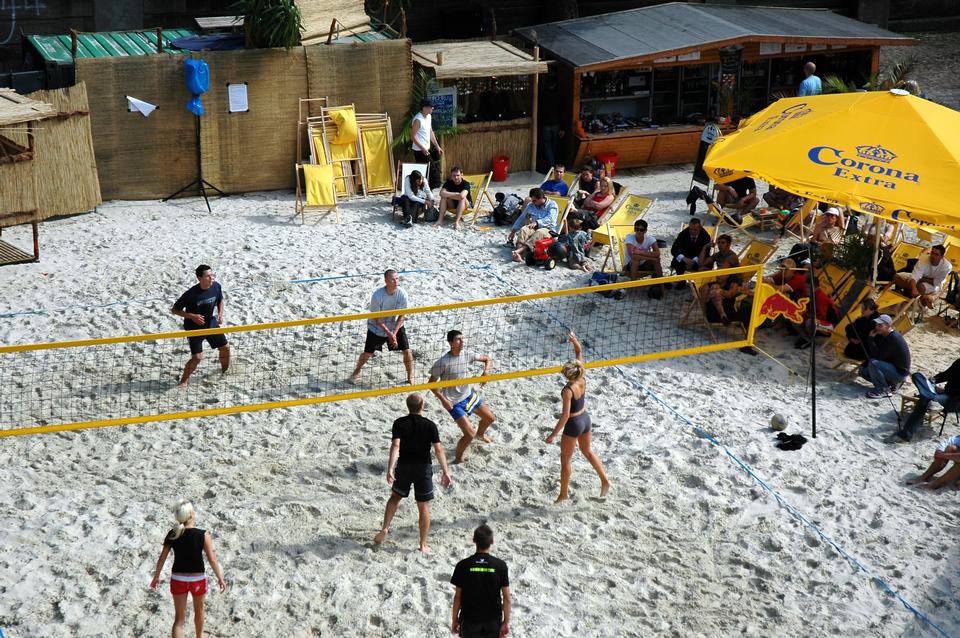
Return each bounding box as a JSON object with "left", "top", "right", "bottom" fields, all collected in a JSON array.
[
  {"left": 823, "top": 207, "right": 840, "bottom": 216},
  {"left": 874, "top": 314, "right": 894, "bottom": 326}
]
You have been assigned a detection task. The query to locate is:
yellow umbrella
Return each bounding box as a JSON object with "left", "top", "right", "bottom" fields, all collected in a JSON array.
[{"left": 703, "top": 89, "right": 960, "bottom": 236}]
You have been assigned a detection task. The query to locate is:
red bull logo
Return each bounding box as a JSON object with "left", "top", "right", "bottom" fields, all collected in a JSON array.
[{"left": 757, "top": 283, "right": 808, "bottom": 323}]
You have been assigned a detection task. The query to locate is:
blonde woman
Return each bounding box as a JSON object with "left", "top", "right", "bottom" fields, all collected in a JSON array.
[
  {"left": 150, "top": 500, "right": 226, "bottom": 638},
  {"left": 546, "top": 332, "right": 611, "bottom": 502}
]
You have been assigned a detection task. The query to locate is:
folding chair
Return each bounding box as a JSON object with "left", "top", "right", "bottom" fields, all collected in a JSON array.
[
  {"left": 703, "top": 197, "right": 758, "bottom": 243},
  {"left": 544, "top": 194, "right": 573, "bottom": 232},
  {"left": 542, "top": 167, "right": 578, "bottom": 196},
  {"left": 392, "top": 161, "right": 429, "bottom": 221},
  {"left": 679, "top": 272, "right": 748, "bottom": 341},
  {"left": 737, "top": 239, "right": 776, "bottom": 268},
  {"left": 294, "top": 162, "right": 338, "bottom": 223},
  {"left": 357, "top": 114, "right": 395, "bottom": 194},
  {"left": 591, "top": 192, "right": 653, "bottom": 250},
  {"left": 889, "top": 241, "right": 928, "bottom": 275},
  {"left": 460, "top": 172, "right": 495, "bottom": 226}
]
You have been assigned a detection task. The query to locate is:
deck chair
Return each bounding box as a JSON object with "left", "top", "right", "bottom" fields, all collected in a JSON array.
[
  {"left": 461, "top": 172, "right": 495, "bottom": 226},
  {"left": 737, "top": 239, "right": 776, "bottom": 269},
  {"left": 591, "top": 192, "right": 653, "bottom": 249},
  {"left": 703, "top": 197, "right": 758, "bottom": 243},
  {"left": 890, "top": 241, "right": 928, "bottom": 275},
  {"left": 780, "top": 201, "right": 817, "bottom": 242},
  {"left": 542, "top": 167, "right": 578, "bottom": 196},
  {"left": 392, "top": 162, "right": 430, "bottom": 220},
  {"left": 295, "top": 162, "right": 338, "bottom": 223},
  {"left": 544, "top": 194, "right": 573, "bottom": 232}
]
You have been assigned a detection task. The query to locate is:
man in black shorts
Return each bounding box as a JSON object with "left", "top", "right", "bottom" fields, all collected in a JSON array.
[
  {"left": 451, "top": 524, "right": 511, "bottom": 638},
  {"left": 373, "top": 393, "right": 452, "bottom": 552},
  {"left": 171, "top": 264, "right": 230, "bottom": 386},
  {"left": 350, "top": 269, "right": 414, "bottom": 385}
]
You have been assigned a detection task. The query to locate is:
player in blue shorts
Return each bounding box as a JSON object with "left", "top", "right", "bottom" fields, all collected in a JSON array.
[
  {"left": 429, "top": 330, "right": 496, "bottom": 464},
  {"left": 171, "top": 264, "right": 230, "bottom": 386}
]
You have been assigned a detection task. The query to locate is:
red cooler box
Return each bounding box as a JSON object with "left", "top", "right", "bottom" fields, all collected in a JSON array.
[
  {"left": 595, "top": 151, "right": 619, "bottom": 177},
  {"left": 492, "top": 155, "right": 510, "bottom": 181}
]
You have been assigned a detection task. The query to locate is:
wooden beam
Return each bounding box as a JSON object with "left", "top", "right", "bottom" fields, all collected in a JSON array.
[{"left": 530, "top": 46, "right": 540, "bottom": 173}]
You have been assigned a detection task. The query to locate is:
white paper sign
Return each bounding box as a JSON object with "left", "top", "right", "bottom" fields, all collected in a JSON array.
[
  {"left": 228, "top": 83, "right": 249, "bottom": 113},
  {"left": 759, "top": 43, "right": 782, "bottom": 56},
  {"left": 784, "top": 43, "right": 807, "bottom": 53},
  {"left": 126, "top": 95, "right": 157, "bottom": 117}
]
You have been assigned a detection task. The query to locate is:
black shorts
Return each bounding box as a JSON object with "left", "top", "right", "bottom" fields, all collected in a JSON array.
[
  {"left": 392, "top": 464, "right": 434, "bottom": 502},
  {"left": 460, "top": 619, "right": 502, "bottom": 638},
  {"left": 364, "top": 326, "right": 409, "bottom": 354},
  {"left": 624, "top": 259, "right": 656, "bottom": 274},
  {"left": 187, "top": 331, "right": 228, "bottom": 355}
]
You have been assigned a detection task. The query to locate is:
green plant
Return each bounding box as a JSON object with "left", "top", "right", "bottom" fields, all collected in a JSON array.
[
  {"left": 393, "top": 67, "right": 465, "bottom": 150},
  {"left": 831, "top": 231, "right": 876, "bottom": 281},
  {"left": 233, "top": 0, "right": 303, "bottom": 49},
  {"left": 822, "top": 58, "right": 915, "bottom": 94}
]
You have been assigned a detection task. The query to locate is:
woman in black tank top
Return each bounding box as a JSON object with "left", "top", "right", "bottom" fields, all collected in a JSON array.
[
  {"left": 545, "top": 332, "right": 611, "bottom": 503},
  {"left": 150, "top": 500, "right": 227, "bottom": 637}
]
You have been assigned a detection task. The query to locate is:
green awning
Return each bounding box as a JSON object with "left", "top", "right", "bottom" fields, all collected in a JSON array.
[{"left": 27, "top": 29, "right": 197, "bottom": 64}]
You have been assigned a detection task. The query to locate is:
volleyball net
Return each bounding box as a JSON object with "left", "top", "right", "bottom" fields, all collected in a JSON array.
[{"left": 0, "top": 265, "right": 763, "bottom": 437}]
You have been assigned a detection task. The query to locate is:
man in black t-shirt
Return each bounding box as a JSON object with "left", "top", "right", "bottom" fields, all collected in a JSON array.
[
  {"left": 451, "top": 524, "right": 511, "bottom": 638},
  {"left": 437, "top": 166, "right": 473, "bottom": 230},
  {"left": 373, "top": 394, "right": 452, "bottom": 552},
  {"left": 171, "top": 264, "right": 230, "bottom": 386},
  {"left": 715, "top": 175, "right": 759, "bottom": 220}
]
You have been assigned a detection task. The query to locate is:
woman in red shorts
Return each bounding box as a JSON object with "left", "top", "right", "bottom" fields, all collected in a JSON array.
[{"left": 150, "top": 500, "right": 226, "bottom": 637}]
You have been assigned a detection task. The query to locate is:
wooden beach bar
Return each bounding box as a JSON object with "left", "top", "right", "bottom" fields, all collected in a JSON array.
[{"left": 515, "top": 3, "right": 912, "bottom": 170}]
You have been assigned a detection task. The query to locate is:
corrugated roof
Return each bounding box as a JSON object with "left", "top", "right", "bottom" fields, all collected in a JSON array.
[
  {"left": 515, "top": 2, "right": 913, "bottom": 68},
  {"left": 27, "top": 29, "right": 197, "bottom": 65}
]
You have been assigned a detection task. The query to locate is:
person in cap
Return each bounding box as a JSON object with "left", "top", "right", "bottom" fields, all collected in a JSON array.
[
  {"left": 811, "top": 207, "right": 845, "bottom": 246},
  {"left": 858, "top": 314, "right": 911, "bottom": 399},
  {"left": 411, "top": 99, "right": 443, "bottom": 189},
  {"left": 893, "top": 244, "right": 952, "bottom": 309}
]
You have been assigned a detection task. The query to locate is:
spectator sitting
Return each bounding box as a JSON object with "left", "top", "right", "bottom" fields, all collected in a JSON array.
[
  {"left": 556, "top": 216, "right": 592, "bottom": 272},
  {"left": 794, "top": 276, "right": 840, "bottom": 349},
  {"left": 704, "top": 277, "right": 753, "bottom": 325},
  {"left": 842, "top": 298, "right": 880, "bottom": 361},
  {"left": 858, "top": 314, "right": 910, "bottom": 399},
  {"left": 893, "top": 244, "right": 951, "bottom": 309},
  {"left": 861, "top": 217, "right": 896, "bottom": 248},
  {"left": 540, "top": 164, "right": 569, "bottom": 197},
  {"left": 670, "top": 217, "right": 711, "bottom": 275},
  {"left": 573, "top": 166, "right": 598, "bottom": 206},
  {"left": 810, "top": 207, "right": 845, "bottom": 246},
  {"left": 715, "top": 175, "right": 759, "bottom": 222},
  {"left": 573, "top": 176, "right": 615, "bottom": 231},
  {"left": 898, "top": 358, "right": 960, "bottom": 442},
  {"left": 400, "top": 169, "right": 435, "bottom": 228},
  {"left": 623, "top": 219, "right": 665, "bottom": 296},
  {"left": 762, "top": 186, "right": 803, "bottom": 212},
  {"left": 508, "top": 188, "right": 559, "bottom": 262},
  {"left": 698, "top": 233, "right": 740, "bottom": 274},
  {"left": 437, "top": 167, "right": 472, "bottom": 230},
  {"left": 907, "top": 435, "right": 960, "bottom": 490}
]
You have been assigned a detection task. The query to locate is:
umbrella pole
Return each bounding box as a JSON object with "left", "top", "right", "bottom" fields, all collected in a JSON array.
[
  {"left": 807, "top": 245, "right": 817, "bottom": 439},
  {"left": 872, "top": 218, "right": 881, "bottom": 287}
]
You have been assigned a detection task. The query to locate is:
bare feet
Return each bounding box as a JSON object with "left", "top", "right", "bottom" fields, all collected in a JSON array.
[
  {"left": 348, "top": 373, "right": 360, "bottom": 385},
  {"left": 373, "top": 529, "right": 388, "bottom": 544},
  {"left": 511, "top": 251, "right": 522, "bottom": 262},
  {"left": 920, "top": 483, "right": 939, "bottom": 491},
  {"left": 906, "top": 476, "right": 926, "bottom": 485},
  {"left": 480, "top": 434, "right": 493, "bottom": 443},
  {"left": 453, "top": 457, "right": 465, "bottom": 465},
  {"left": 600, "top": 481, "right": 611, "bottom": 498},
  {"left": 418, "top": 544, "right": 432, "bottom": 553},
  {"left": 554, "top": 493, "right": 569, "bottom": 504}
]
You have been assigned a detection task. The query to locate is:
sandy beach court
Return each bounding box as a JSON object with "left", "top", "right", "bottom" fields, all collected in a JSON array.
[{"left": 0, "top": 165, "right": 958, "bottom": 637}]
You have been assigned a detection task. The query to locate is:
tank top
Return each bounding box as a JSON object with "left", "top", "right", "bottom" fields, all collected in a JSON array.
[
  {"left": 566, "top": 383, "right": 586, "bottom": 413},
  {"left": 412, "top": 112, "right": 432, "bottom": 152},
  {"left": 165, "top": 527, "right": 206, "bottom": 573}
]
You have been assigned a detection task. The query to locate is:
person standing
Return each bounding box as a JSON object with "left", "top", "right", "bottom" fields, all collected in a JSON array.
[
  {"left": 373, "top": 393, "right": 452, "bottom": 551},
  {"left": 351, "top": 269, "right": 414, "bottom": 385},
  {"left": 429, "top": 330, "right": 496, "bottom": 464},
  {"left": 150, "top": 500, "right": 227, "bottom": 638},
  {"left": 545, "top": 333, "right": 610, "bottom": 502},
  {"left": 451, "top": 524, "right": 511, "bottom": 638},
  {"left": 171, "top": 264, "right": 230, "bottom": 387},
  {"left": 798, "top": 61, "right": 822, "bottom": 97},
  {"left": 411, "top": 99, "right": 444, "bottom": 189}
]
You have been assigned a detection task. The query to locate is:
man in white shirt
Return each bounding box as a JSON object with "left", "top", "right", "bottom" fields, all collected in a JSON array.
[
  {"left": 350, "top": 269, "right": 414, "bottom": 385},
  {"left": 411, "top": 100, "right": 444, "bottom": 189},
  {"left": 429, "top": 330, "right": 496, "bottom": 464},
  {"left": 623, "top": 219, "right": 664, "bottom": 281},
  {"left": 894, "top": 244, "right": 952, "bottom": 309}
]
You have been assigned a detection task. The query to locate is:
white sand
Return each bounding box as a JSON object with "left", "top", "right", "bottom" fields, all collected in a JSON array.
[{"left": 0, "top": 166, "right": 958, "bottom": 637}]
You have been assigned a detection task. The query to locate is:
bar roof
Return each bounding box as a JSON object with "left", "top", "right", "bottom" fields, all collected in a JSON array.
[{"left": 515, "top": 2, "right": 913, "bottom": 69}]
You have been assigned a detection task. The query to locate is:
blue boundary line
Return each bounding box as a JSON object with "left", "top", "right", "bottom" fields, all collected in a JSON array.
[
  {"left": 482, "top": 268, "right": 951, "bottom": 638},
  {"left": 0, "top": 265, "right": 495, "bottom": 320}
]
